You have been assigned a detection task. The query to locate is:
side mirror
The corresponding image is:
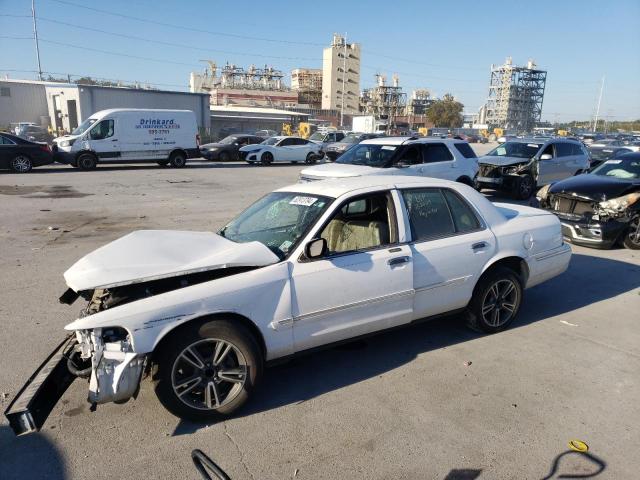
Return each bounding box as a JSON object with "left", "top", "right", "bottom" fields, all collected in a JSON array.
[
  {"left": 540, "top": 154, "right": 553, "bottom": 160},
  {"left": 305, "top": 238, "right": 327, "bottom": 259}
]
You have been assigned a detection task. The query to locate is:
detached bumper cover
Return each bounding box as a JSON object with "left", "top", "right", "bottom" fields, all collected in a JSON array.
[
  {"left": 560, "top": 217, "right": 627, "bottom": 248},
  {"left": 4, "top": 336, "right": 77, "bottom": 436}
]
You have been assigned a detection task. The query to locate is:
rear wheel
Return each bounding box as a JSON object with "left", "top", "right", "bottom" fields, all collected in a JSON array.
[
  {"left": 169, "top": 151, "right": 187, "bottom": 168},
  {"left": 466, "top": 267, "right": 522, "bottom": 333},
  {"left": 154, "top": 319, "right": 263, "bottom": 421},
  {"left": 77, "top": 153, "right": 97, "bottom": 170},
  {"left": 260, "top": 152, "right": 273, "bottom": 165},
  {"left": 513, "top": 174, "right": 534, "bottom": 200},
  {"left": 10, "top": 154, "right": 33, "bottom": 173},
  {"left": 623, "top": 216, "right": 640, "bottom": 250}
]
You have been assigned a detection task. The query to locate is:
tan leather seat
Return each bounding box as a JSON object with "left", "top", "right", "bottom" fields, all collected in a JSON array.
[{"left": 322, "top": 220, "right": 387, "bottom": 253}]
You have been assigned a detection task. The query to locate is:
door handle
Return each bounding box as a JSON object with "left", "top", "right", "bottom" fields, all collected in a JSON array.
[
  {"left": 388, "top": 256, "right": 410, "bottom": 266},
  {"left": 111, "top": 139, "right": 118, "bottom": 141},
  {"left": 471, "top": 241, "right": 487, "bottom": 251}
]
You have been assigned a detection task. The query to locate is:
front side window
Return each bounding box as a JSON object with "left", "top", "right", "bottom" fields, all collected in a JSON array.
[
  {"left": 422, "top": 144, "right": 454, "bottom": 163},
  {"left": 555, "top": 143, "right": 574, "bottom": 157},
  {"left": 261, "top": 137, "right": 280, "bottom": 145},
  {"left": 336, "top": 143, "right": 398, "bottom": 167},
  {"left": 89, "top": 119, "right": 114, "bottom": 140},
  {"left": 219, "top": 136, "right": 238, "bottom": 145},
  {"left": 319, "top": 192, "right": 396, "bottom": 254},
  {"left": 309, "top": 132, "right": 325, "bottom": 141},
  {"left": 220, "top": 192, "right": 331, "bottom": 258}
]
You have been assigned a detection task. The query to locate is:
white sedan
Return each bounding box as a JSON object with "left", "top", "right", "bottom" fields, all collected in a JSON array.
[
  {"left": 239, "top": 135, "right": 323, "bottom": 165},
  {"left": 5, "top": 176, "right": 571, "bottom": 433}
]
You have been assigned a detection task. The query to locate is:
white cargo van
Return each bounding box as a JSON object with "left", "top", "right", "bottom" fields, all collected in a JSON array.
[{"left": 53, "top": 109, "right": 200, "bottom": 169}]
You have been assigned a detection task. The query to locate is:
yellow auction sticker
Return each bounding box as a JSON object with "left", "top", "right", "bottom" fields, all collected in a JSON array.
[{"left": 568, "top": 440, "right": 589, "bottom": 452}]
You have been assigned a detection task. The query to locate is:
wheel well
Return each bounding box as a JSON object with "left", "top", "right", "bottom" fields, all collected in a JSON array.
[
  {"left": 481, "top": 256, "right": 529, "bottom": 286},
  {"left": 153, "top": 312, "right": 267, "bottom": 361},
  {"left": 75, "top": 150, "right": 97, "bottom": 160}
]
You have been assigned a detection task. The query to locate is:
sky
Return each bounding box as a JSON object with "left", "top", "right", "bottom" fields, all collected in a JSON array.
[{"left": 1, "top": 0, "right": 639, "bottom": 122}]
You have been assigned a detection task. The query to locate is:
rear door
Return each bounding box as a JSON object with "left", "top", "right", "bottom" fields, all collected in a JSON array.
[{"left": 419, "top": 143, "right": 456, "bottom": 180}]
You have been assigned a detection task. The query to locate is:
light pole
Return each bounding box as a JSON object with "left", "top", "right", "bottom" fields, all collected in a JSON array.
[
  {"left": 593, "top": 76, "right": 605, "bottom": 133},
  {"left": 31, "top": 0, "right": 43, "bottom": 80}
]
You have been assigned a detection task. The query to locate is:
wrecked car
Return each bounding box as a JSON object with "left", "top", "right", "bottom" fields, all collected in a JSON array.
[
  {"left": 537, "top": 151, "right": 640, "bottom": 249},
  {"left": 477, "top": 138, "right": 590, "bottom": 199},
  {"left": 5, "top": 176, "right": 572, "bottom": 435}
]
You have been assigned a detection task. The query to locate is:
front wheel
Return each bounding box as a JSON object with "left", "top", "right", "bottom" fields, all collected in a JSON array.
[
  {"left": 623, "top": 216, "right": 640, "bottom": 250},
  {"left": 154, "top": 319, "right": 263, "bottom": 421},
  {"left": 10, "top": 155, "right": 33, "bottom": 173},
  {"left": 466, "top": 267, "right": 523, "bottom": 333},
  {"left": 260, "top": 152, "right": 273, "bottom": 165},
  {"left": 513, "top": 174, "right": 534, "bottom": 200},
  {"left": 77, "top": 153, "right": 97, "bottom": 170},
  {"left": 305, "top": 153, "right": 317, "bottom": 164}
]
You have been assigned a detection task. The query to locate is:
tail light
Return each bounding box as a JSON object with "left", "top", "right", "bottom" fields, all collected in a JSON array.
[
  {"left": 196, "top": 134, "right": 201, "bottom": 147},
  {"left": 39, "top": 144, "right": 51, "bottom": 153}
]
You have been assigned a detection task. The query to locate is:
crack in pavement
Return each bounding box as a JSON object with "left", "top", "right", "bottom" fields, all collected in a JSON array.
[{"left": 224, "top": 421, "right": 256, "bottom": 480}]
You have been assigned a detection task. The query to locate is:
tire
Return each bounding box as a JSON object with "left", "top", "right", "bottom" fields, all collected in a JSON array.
[
  {"left": 260, "top": 152, "right": 273, "bottom": 165},
  {"left": 305, "top": 153, "right": 317, "bottom": 164},
  {"left": 466, "top": 267, "right": 523, "bottom": 333},
  {"left": 154, "top": 319, "right": 263, "bottom": 421},
  {"left": 10, "top": 154, "right": 33, "bottom": 173},
  {"left": 513, "top": 174, "right": 534, "bottom": 200},
  {"left": 169, "top": 151, "right": 187, "bottom": 168},
  {"left": 623, "top": 216, "right": 640, "bottom": 250},
  {"left": 219, "top": 151, "right": 230, "bottom": 162},
  {"left": 76, "top": 153, "right": 97, "bottom": 170}
]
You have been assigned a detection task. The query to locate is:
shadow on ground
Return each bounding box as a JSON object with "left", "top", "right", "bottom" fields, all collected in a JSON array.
[
  {"left": 173, "top": 252, "right": 640, "bottom": 435},
  {"left": 0, "top": 426, "right": 66, "bottom": 480}
]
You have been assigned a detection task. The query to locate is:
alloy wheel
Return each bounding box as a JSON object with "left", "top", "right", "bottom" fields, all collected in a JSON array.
[
  {"left": 628, "top": 217, "right": 640, "bottom": 246},
  {"left": 11, "top": 155, "right": 32, "bottom": 172},
  {"left": 519, "top": 177, "right": 533, "bottom": 198},
  {"left": 171, "top": 338, "right": 247, "bottom": 411},
  {"left": 481, "top": 279, "right": 519, "bottom": 327}
]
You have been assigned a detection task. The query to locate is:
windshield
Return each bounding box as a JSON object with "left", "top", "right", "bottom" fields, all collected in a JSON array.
[
  {"left": 219, "top": 192, "right": 331, "bottom": 258},
  {"left": 487, "top": 142, "right": 542, "bottom": 159},
  {"left": 71, "top": 117, "right": 98, "bottom": 135},
  {"left": 261, "top": 137, "right": 280, "bottom": 145},
  {"left": 591, "top": 158, "right": 640, "bottom": 179},
  {"left": 219, "top": 135, "right": 238, "bottom": 145},
  {"left": 309, "top": 132, "right": 326, "bottom": 141},
  {"left": 336, "top": 143, "right": 398, "bottom": 167},
  {"left": 342, "top": 135, "right": 361, "bottom": 144}
]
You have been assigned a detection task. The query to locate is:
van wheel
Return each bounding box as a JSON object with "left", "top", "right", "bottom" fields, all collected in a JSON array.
[
  {"left": 154, "top": 319, "right": 263, "bottom": 421},
  {"left": 77, "top": 153, "right": 97, "bottom": 170},
  {"left": 169, "top": 151, "right": 187, "bottom": 168}
]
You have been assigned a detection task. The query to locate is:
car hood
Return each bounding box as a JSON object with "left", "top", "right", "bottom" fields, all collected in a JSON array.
[
  {"left": 64, "top": 230, "right": 279, "bottom": 291},
  {"left": 479, "top": 155, "right": 531, "bottom": 167},
  {"left": 548, "top": 174, "right": 639, "bottom": 201},
  {"left": 201, "top": 142, "right": 227, "bottom": 149},
  {"left": 300, "top": 162, "right": 384, "bottom": 178},
  {"left": 239, "top": 145, "right": 264, "bottom": 152}
]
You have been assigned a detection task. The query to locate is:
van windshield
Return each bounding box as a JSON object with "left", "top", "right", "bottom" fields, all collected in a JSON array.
[{"left": 72, "top": 118, "right": 98, "bottom": 135}]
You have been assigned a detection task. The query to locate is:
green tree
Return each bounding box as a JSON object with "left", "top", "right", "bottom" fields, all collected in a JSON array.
[{"left": 426, "top": 94, "right": 464, "bottom": 128}]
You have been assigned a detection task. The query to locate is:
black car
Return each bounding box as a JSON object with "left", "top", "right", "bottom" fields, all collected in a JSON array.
[
  {"left": 200, "top": 134, "right": 264, "bottom": 161},
  {"left": 0, "top": 132, "right": 54, "bottom": 173},
  {"left": 589, "top": 146, "right": 636, "bottom": 168},
  {"left": 537, "top": 152, "right": 640, "bottom": 249}
]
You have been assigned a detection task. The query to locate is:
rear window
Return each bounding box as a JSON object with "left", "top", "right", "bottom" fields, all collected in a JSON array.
[{"left": 453, "top": 143, "right": 477, "bottom": 159}]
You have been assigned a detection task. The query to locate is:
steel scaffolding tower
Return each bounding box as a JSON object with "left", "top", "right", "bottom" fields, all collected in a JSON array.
[{"left": 485, "top": 57, "right": 546, "bottom": 132}]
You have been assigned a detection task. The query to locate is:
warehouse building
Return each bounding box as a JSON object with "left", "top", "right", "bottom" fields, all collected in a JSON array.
[{"left": 1, "top": 79, "right": 210, "bottom": 134}]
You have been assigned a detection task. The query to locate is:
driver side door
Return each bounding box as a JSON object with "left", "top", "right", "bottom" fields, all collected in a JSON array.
[{"left": 290, "top": 190, "right": 414, "bottom": 352}]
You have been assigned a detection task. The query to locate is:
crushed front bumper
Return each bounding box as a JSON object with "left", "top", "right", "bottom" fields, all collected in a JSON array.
[
  {"left": 4, "top": 336, "right": 77, "bottom": 436},
  {"left": 560, "top": 217, "right": 627, "bottom": 249}
]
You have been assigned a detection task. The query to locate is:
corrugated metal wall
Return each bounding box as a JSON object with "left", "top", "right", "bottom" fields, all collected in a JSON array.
[{"left": 0, "top": 81, "right": 49, "bottom": 129}]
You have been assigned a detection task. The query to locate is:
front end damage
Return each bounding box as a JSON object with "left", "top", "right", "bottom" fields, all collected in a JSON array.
[{"left": 477, "top": 160, "right": 536, "bottom": 191}]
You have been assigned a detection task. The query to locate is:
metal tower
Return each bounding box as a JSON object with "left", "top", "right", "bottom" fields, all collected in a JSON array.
[{"left": 485, "top": 57, "right": 546, "bottom": 132}]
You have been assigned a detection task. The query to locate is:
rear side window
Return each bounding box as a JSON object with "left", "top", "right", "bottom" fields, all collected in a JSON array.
[
  {"left": 555, "top": 143, "right": 574, "bottom": 157},
  {"left": 442, "top": 190, "right": 481, "bottom": 232},
  {"left": 279, "top": 138, "right": 295, "bottom": 146},
  {"left": 571, "top": 143, "right": 585, "bottom": 156},
  {"left": 453, "top": 143, "right": 477, "bottom": 159},
  {"left": 422, "top": 143, "right": 453, "bottom": 163},
  {"left": 402, "top": 189, "right": 455, "bottom": 240}
]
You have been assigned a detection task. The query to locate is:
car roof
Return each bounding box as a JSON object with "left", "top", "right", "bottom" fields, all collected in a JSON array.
[
  {"left": 275, "top": 175, "right": 460, "bottom": 199},
  {"left": 508, "top": 137, "right": 579, "bottom": 144},
  {"left": 360, "top": 136, "right": 467, "bottom": 146}
]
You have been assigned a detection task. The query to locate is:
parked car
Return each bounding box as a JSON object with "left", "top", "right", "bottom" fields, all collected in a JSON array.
[
  {"left": 4, "top": 175, "right": 571, "bottom": 433},
  {"left": 589, "top": 138, "right": 626, "bottom": 149},
  {"left": 253, "top": 129, "right": 278, "bottom": 138},
  {"left": 323, "top": 133, "right": 381, "bottom": 161},
  {"left": 239, "top": 136, "right": 323, "bottom": 165},
  {"left": 308, "top": 131, "right": 346, "bottom": 150},
  {"left": 0, "top": 131, "right": 54, "bottom": 173},
  {"left": 537, "top": 152, "right": 640, "bottom": 249},
  {"left": 477, "top": 138, "right": 590, "bottom": 199},
  {"left": 11, "top": 122, "right": 38, "bottom": 135},
  {"left": 589, "top": 145, "right": 637, "bottom": 168},
  {"left": 52, "top": 109, "right": 200, "bottom": 170},
  {"left": 15, "top": 125, "right": 53, "bottom": 144},
  {"left": 200, "top": 135, "right": 264, "bottom": 161},
  {"left": 299, "top": 136, "right": 479, "bottom": 187}
]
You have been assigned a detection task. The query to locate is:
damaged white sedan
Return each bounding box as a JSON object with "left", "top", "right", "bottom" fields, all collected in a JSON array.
[{"left": 5, "top": 176, "right": 572, "bottom": 435}]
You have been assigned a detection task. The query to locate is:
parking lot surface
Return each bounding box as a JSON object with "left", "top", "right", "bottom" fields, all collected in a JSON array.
[{"left": 1, "top": 147, "right": 638, "bottom": 479}]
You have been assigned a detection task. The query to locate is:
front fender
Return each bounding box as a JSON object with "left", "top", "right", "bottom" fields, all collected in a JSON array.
[{"left": 65, "top": 262, "right": 294, "bottom": 360}]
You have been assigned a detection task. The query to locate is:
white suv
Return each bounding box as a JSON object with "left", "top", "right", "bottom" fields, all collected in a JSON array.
[{"left": 299, "top": 136, "right": 479, "bottom": 185}]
